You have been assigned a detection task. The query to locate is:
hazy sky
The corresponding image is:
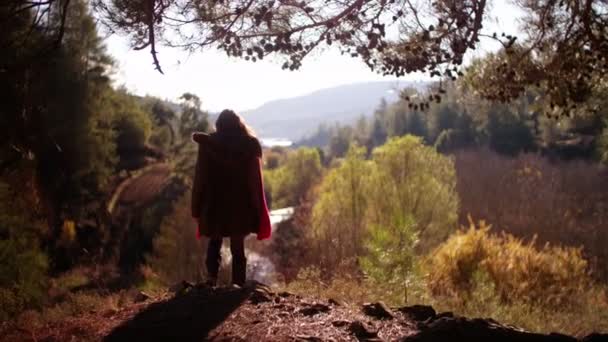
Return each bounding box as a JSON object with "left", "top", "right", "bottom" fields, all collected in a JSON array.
[{"left": 105, "top": 1, "right": 522, "bottom": 112}]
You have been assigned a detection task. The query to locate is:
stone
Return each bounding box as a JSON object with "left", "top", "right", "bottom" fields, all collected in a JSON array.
[
  {"left": 434, "top": 311, "right": 454, "bottom": 320},
  {"left": 402, "top": 316, "right": 578, "bottom": 342},
  {"left": 348, "top": 320, "right": 379, "bottom": 340},
  {"left": 328, "top": 298, "right": 342, "bottom": 306},
  {"left": 133, "top": 291, "right": 151, "bottom": 303},
  {"left": 249, "top": 288, "right": 272, "bottom": 304},
  {"left": 332, "top": 320, "right": 351, "bottom": 327},
  {"left": 581, "top": 333, "right": 608, "bottom": 342},
  {"left": 362, "top": 302, "right": 394, "bottom": 320},
  {"left": 396, "top": 305, "right": 436, "bottom": 322},
  {"left": 102, "top": 308, "right": 118, "bottom": 318},
  {"left": 299, "top": 303, "right": 331, "bottom": 316},
  {"left": 169, "top": 280, "right": 194, "bottom": 293},
  {"left": 278, "top": 291, "right": 295, "bottom": 298},
  {"left": 295, "top": 335, "right": 324, "bottom": 342}
]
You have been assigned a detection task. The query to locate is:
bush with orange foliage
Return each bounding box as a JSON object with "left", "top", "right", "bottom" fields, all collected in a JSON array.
[{"left": 426, "top": 218, "right": 591, "bottom": 308}]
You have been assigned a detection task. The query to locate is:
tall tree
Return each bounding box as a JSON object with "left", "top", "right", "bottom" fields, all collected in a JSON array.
[{"left": 1, "top": 0, "right": 118, "bottom": 270}]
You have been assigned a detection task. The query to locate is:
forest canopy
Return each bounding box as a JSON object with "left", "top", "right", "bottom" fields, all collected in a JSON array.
[{"left": 2, "top": 0, "right": 607, "bottom": 116}]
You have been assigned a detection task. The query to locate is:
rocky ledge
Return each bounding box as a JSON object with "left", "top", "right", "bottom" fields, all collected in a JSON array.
[{"left": 2, "top": 282, "right": 606, "bottom": 342}]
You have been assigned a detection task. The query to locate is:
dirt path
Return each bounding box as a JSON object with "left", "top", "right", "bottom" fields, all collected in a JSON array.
[{"left": 106, "top": 163, "right": 172, "bottom": 214}]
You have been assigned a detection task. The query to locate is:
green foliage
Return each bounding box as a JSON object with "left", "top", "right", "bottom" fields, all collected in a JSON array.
[
  {"left": 310, "top": 145, "right": 370, "bottom": 269},
  {"left": 407, "top": 110, "right": 429, "bottom": 140},
  {"left": 0, "top": 1, "right": 124, "bottom": 271},
  {"left": 428, "top": 106, "right": 459, "bottom": 142},
  {"left": 149, "top": 125, "right": 173, "bottom": 151},
  {"left": 299, "top": 79, "right": 605, "bottom": 162},
  {"left": 328, "top": 125, "right": 354, "bottom": 160},
  {"left": 146, "top": 194, "right": 205, "bottom": 285},
  {"left": 485, "top": 107, "right": 536, "bottom": 156},
  {"left": 426, "top": 219, "right": 591, "bottom": 308},
  {"left": 111, "top": 91, "right": 152, "bottom": 154},
  {"left": 598, "top": 117, "right": 608, "bottom": 164},
  {"left": 369, "top": 117, "right": 388, "bottom": 150},
  {"left": 144, "top": 98, "right": 177, "bottom": 149},
  {"left": 369, "top": 135, "right": 458, "bottom": 252},
  {"left": 178, "top": 93, "right": 208, "bottom": 140},
  {"left": 386, "top": 104, "right": 409, "bottom": 137},
  {"left": 310, "top": 136, "right": 457, "bottom": 274},
  {"left": 360, "top": 217, "right": 417, "bottom": 303},
  {"left": 265, "top": 147, "right": 323, "bottom": 208},
  {"left": 0, "top": 182, "right": 48, "bottom": 321}
]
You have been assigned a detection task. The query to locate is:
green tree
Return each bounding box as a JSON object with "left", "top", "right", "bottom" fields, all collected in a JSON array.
[
  {"left": 110, "top": 90, "right": 153, "bottom": 170},
  {"left": 310, "top": 145, "right": 370, "bottom": 270},
  {"left": 0, "top": 1, "right": 118, "bottom": 268},
  {"left": 146, "top": 194, "right": 205, "bottom": 285},
  {"left": 407, "top": 110, "right": 429, "bottom": 141},
  {"left": 428, "top": 106, "right": 459, "bottom": 143},
  {"left": 178, "top": 93, "right": 209, "bottom": 141},
  {"left": 266, "top": 147, "right": 323, "bottom": 208},
  {"left": 368, "top": 136, "right": 458, "bottom": 252},
  {"left": 145, "top": 98, "right": 177, "bottom": 148},
  {"left": 328, "top": 125, "right": 354, "bottom": 160},
  {"left": 368, "top": 118, "right": 388, "bottom": 151},
  {"left": 0, "top": 181, "right": 48, "bottom": 320},
  {"left": 360, "top": 216, "right": 417, "bottom": 304},
  {"left": 386, "top": 104, "right": 408, "bottom": 137},
  {"left": 485, "top": 106, "right": 536, "bottom": 156}
]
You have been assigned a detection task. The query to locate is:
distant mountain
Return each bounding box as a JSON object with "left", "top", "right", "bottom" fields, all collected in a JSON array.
[{"left": 241, "top": 81, "right": 427, "bottom": 141}]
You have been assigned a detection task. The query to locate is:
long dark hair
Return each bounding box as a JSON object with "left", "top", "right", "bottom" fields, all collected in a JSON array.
[{"left": 215, "top": 109, "right": 256, "bottom": 137}]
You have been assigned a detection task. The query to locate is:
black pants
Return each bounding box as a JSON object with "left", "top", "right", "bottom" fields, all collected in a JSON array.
[{"left": 206, "top": 236, "right": 246, "bottom": 286}]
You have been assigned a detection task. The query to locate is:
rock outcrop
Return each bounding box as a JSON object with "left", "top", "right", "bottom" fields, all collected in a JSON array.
[{"left": 2, "top": 282, "right": 605, "bottom": 342}]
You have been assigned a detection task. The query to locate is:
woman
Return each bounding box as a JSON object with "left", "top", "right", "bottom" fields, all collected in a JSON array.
[{"left": 191, "top": 109, "right": 271, "bottom": 286}]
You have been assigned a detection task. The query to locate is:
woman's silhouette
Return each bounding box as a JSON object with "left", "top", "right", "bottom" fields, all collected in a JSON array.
[{"left": 191, "top": 109, "right": 271, "bottom": 286}]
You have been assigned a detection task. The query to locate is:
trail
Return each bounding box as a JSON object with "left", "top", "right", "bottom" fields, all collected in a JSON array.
[{"left": 106, "top": 162, "right": 172, "bottom": 215}]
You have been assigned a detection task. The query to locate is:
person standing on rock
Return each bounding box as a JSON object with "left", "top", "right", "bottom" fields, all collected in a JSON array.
[{"left": 191, "top": 109, "right": 272, "bottom": 286}]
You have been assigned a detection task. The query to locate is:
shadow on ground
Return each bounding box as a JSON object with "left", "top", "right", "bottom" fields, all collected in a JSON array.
[{"left": 104, "top": 285, "right": 250, "bottom": 342}]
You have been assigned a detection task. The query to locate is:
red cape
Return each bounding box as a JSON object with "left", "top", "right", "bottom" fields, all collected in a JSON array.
[{"left": 192, "top": 132, "right": 271, "bottom": 240}]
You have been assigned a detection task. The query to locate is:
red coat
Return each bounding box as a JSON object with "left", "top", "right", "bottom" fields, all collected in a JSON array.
[{"left": 191, "top": 132, "right": 271, "bottom": 240}]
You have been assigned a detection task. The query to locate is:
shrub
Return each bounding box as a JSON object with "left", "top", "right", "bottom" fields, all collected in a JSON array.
[
  {"left": 270, "top": 217, "right": 309, "bottom": 281},
  {"left": 285, "top": 266, "right": 375, "bottom": 305},
  {"left": 359, "top": 219, "right": 417, "bottom": 303},
  {"left": 146, "top": 194, "right": 206, "bottom": 285},
  {"left": 426, "top": 218, "right": 591, "bottom": 308},
  {"left": 0, "top": 181, "right": 48, "bottom": 321}
]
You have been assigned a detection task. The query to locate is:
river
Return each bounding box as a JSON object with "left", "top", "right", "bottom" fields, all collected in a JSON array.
[{"left": 246, "top": 207, "right": 294, "bottom": 284}]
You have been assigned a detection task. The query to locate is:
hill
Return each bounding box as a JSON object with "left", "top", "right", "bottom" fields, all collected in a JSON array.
[
  {"left": 241, "top": 81, "right": 426, "bottom": 141},
  {"left": 2, "top": 282, "right": 605, "bottom": 342}
]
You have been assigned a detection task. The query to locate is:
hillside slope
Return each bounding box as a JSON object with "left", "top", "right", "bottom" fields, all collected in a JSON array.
[
  {"left": 2, "top": 283, "right": 605, "bottom": 342},
  {"left": 241, "top": 81, "right": 426, "bottom": 140}
]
